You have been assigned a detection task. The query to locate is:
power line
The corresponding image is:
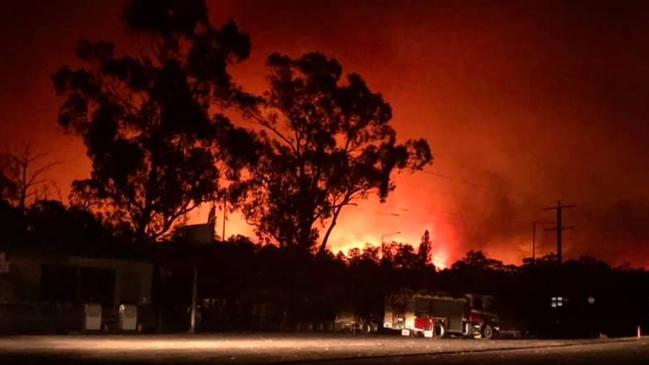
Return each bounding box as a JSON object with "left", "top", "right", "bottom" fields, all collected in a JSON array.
[
  {"left": 531, "top": 220, "right": 553, "bottom": 262},
  {"left": 421, "top": 170, "right": 483, "bottom": 187},
  {"left": 349, "top": 204, "right": 466, "bottom": 226}
]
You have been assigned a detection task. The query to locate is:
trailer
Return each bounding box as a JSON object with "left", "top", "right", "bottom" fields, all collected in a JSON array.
[{"left": 383, "top": 291, "right": 500, "bottom": 339}]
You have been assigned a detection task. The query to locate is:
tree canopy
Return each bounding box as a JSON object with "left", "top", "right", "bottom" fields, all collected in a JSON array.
[
  {"left": 52, "top": 0, "right": 256, "bottom": 242},
  {"left": 0, "top": 155, "right": 16, "bottom": 204},
  {"left": 0, "top": 143, "right": 57, "bottom": 212},
  {"left": 239, "top": 52, "right": 432, "bottom": 252}
]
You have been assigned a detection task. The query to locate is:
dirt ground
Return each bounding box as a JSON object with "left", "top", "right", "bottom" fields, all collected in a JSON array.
[{"left": 0, "top": 333, "right": 647, "bottom": 364}]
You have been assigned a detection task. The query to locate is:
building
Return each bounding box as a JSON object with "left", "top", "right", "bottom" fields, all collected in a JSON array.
[{"left": 0, "top": 251, "right": 154, "bottom": 333}]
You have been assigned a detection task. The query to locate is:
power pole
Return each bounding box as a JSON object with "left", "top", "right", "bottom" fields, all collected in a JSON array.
[
  {"left": 543, "top": 201, "right": 575, "bottom": 264},
  {"left": 189, "top": 264, "right": 198, "bottom": 333}
]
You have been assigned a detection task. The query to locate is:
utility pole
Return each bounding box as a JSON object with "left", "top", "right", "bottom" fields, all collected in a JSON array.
[
  {"left": 543, "top": 201, "right": 575, "bottom": 264},
  {"left": 380, "top": 231, "right": 400, "bottom": 259},
  {"left": 189, "top": 264, "right": 198, "bottom": 333},
  {"left": 380, "top": 231, "right": 401, "bottom": 246}
]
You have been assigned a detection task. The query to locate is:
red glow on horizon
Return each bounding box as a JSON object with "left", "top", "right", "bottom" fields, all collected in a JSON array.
[{"left": 3, "top": 1, "right": 649, "bottom": 268}]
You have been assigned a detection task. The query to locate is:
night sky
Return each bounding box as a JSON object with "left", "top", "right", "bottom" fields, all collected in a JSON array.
[{"left": 2, "top": 0, "right": 649, "bottom": 267}]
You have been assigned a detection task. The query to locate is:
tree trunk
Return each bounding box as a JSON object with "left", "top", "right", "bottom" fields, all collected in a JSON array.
[{"left": 319, "top": 205, "right": 343, "bottom": 255}]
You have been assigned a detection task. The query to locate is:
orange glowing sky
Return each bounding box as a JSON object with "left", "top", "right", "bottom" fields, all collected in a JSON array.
[{"left": 3, "top": 0, "right": 649, "bottom": 267}]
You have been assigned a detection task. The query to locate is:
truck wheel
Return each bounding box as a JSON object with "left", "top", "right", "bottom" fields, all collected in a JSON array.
[
  {"left": 362, "top": 323, "right": 372, "bottom": 334},
  {"left": 482, "top": 324, "right": 495, "bottom": 339},
  {"left": 434, "top": 323, "right": 446, "bottom": 338}
]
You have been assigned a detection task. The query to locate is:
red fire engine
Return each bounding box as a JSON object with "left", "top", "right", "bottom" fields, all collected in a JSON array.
[{"left": 383, "top": 291, "right": 500, "bottom": 339}]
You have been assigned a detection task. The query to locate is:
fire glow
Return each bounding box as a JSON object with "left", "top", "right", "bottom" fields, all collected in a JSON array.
[{"left": 4, "top": 1, "right": 649, "bottom": 267}]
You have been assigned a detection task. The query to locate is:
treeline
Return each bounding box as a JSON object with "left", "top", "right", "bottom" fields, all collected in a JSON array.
[
  {"left": 157, "top": 236, "right": 648, "bottom": 336},
  {"left": 1, "top": 198, "right": 648, "bottom": 336},
  {"left": 0, "top": 199, "right": 120, "bottom": 256},
  {"left": 141, "top": 223, "right": 649, "bottom": 336}
]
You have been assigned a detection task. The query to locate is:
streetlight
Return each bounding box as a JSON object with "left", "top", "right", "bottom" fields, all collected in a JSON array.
[
  {"left": 381, "top": 231, "right": 401, "bottom": 245},
  {"left": 380, "top": 231, "right": 400, "bottom": 260}
]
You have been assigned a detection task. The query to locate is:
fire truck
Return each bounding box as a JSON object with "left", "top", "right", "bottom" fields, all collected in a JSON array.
[{"left": 383, "top": 291, "right": 500, "bottom": 339}]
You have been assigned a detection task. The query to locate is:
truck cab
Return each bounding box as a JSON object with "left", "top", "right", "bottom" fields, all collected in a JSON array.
[{"left": 465, "top": 294, "right": 500, "bottom": 338}]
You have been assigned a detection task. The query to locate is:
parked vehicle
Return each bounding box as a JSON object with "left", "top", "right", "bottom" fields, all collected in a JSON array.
[
  {"left": 383, "top": 291, "right": 500, "bottom": 339},
  {"left": 334, "top": 310, "right": 380, "bottom": 334}
]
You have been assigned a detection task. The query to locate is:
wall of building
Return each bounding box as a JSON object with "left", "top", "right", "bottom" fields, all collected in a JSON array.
[
  {"left": 69, "top": 256, "right": 153, "bottom": 307},
  {"left": 2, "top": 254, "right": 153, "bottom": 307}
]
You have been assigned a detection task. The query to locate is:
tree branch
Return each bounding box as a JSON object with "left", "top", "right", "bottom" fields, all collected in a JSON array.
[{"left": 247, "top": 111, "right": 296, "bottom": 152}]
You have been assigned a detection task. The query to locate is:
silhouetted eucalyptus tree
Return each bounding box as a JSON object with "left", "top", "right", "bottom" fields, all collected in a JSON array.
[
  {"left": 240, "top": 53, "right": 432, "bottom": 252},
  {"left": 418, "top": 230, "right": 433, "bottom": 266},
  {"left": 52, "top": 0, "right": 255, "bottom": 242},
  {"left": 0, "top": 156, "right": 16, "bottom": 204},
  {"left": 0, "top": 143, "right": 58, "bottom": 212}
]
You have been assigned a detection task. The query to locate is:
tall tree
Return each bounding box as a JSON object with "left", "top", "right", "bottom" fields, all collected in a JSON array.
[
  {"left": 418, "top": 230, "right": 433, "bottom": 266},
  {"left": 0, "top": 155, "right": 17, "bottom": 204},
  {"left": 240, "top": 53, "right": 432, "bottom": 252},
  {"left": 52, "top": 0, "right": 255, "bottom": 242},
  {"left": 0, "top": 143, "right": 57, "bottom": 212}
]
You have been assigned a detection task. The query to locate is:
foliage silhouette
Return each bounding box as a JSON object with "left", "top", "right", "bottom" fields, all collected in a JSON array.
[
  {"left": 0, "top": 143, "right": 58, "bottom": 212},
  {"left": 1, "top": 194, "right": 648, "bottom": 337},
  {"left": 417, "top": 229, "right": 433, "bottom": 267},
  {"left": 238, "top": 52, "right": 432, "bottom": 252},
  {"left": 52, "top": 0, "right": 256, "bottom": 242},
  {"left": 0, "top": 158, "right": 16, "bottom": 204}
]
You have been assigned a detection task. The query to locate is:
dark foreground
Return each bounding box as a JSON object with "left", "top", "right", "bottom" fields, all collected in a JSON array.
[{"left": 0, "top": 334, "right": 647, "bottom": 365}]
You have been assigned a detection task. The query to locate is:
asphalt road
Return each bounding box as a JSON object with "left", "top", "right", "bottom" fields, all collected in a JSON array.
[{"left": 0, "top": 334, "right": 647, "bottom": 364}]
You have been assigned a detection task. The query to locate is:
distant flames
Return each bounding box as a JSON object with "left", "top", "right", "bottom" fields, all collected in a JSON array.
[
  {"left": 187, "top": 203, "right": 461, "bottom": 269},
  {"left": 431, "top": 253, "right": 448, "bottom": 270}
]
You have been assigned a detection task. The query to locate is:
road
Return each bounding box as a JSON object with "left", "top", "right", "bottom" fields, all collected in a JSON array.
[{"left": 0, "top": 334, "right": 647, "bottom": 364}]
